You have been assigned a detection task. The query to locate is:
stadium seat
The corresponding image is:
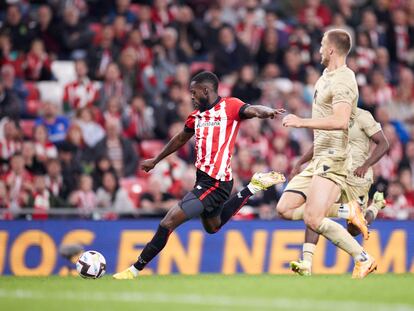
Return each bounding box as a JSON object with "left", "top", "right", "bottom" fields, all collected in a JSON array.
[
  {"left": 120, "top": 177, "right": 149, "bottom": 207},
  {"left": 139, "top": 140, "right": 164, "bottom": 159},
  {"left": 51, "top": 61, "right": 76, "bottom": 85},
  {"left": 20, "top": 119, "right": 36, "bottom": 138},
  {"left": 37, "top": 81, "right": 64, "bottom": 107}
]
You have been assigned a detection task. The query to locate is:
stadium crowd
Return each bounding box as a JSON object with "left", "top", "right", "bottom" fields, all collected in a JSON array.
[{"left": 0, "top": 0, "right": 413, "bottom": 220}]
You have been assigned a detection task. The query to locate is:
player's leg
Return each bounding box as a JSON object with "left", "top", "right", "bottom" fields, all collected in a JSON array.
[
  {"left": 347, "top": 191, "right": 386, "bottom": 236},
  {"left": 113, "top": 198, "right": 191, "bottom": 279},
  {"left": 290, "top": 227, "right": 320, "bottom": 276},
  {"left": 305, "top": 175, "right": 376, "bottom": 279},
  {"left": 202, "top": 171, "right": 286, "bottom": 233}
]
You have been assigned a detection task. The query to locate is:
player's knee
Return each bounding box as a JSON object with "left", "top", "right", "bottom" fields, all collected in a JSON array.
[
  {"left": 160, "top": 217, "right": 176, "bottom": 231},
  {"left": 303, "top": 212, "right": 322, "bottom": 232},
  {"left": 276, "top": 201, "right": 292, "bottom": 220}
]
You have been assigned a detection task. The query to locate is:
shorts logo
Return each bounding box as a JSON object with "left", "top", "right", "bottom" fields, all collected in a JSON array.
[
  {"left": 323, "top": 165, "right": 330, "bottom": 172},
  {"left": 196, "top": 185, "right": 202, "bottom": 190}
]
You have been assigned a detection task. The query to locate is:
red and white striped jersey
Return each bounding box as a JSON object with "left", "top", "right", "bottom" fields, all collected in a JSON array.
[{"left": 184, "top": 97, "right": 248, "bottom": 181}]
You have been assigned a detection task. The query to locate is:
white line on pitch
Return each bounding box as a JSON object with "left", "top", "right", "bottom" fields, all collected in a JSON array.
[{"left": 0, "top": 289, "right": 413, "bottom": 311}]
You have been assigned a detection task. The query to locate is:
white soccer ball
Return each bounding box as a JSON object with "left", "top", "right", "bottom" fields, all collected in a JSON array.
[{"left": 76, "top": 250, "right": 106, "bottom": 279}]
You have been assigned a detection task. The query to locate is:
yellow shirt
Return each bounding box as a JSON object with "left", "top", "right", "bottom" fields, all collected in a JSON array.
[
  {"left": 347, "top": 108, "right": 382, "bottom": 185},
  {"left": 312, "top": 65, "right": 358, "bottom": 160}
]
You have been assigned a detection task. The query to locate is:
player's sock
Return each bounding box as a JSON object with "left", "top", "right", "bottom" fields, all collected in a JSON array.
[
  {"left": 133, "top": 225, "right": 171, "bottom": 271},
  {"left": 302, "top": 243, "right": 316, "bottom": 265},
  {"left": 128, "top": 265, "right": 139, "bottom": 277},
  {"left": 219, "top": 187, "right": 253, "bottom": 227},
  {"left": 316, "top": 218, "right": 364, "bottom": 259}
]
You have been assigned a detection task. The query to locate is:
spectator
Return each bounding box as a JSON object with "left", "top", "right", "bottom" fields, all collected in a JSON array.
[
  {"left": 170, "top": 5, "right": 205, "bottom": 60},
  {"left": 106, "top": 0, "right": 137, "bottom": 25},
  {"left": 213, "top": 25, "right": 251, "bottom": 79},
  {"left": 25, "top": 39, "right": 53, "bottom": 81},
  {"left": 57, "top": 141, "right": 83, "bottom": 199},
  {"left": 1, "top": 64, "right": 27, "bottom": 102},
  {"left": 140, "top": 175, "right": 178, "bottom": 214},
  {"left": 124, "top": 95, "right": 155, "bottom": 142},
  {"left": 298, "top": 0, "right": 332, "bottom": 29},
  {"left": 0, "top": 120, "right": 21, "bottom": 165},
  {"left": 255, "top": 28, "right": 284, "bottom": 72},
  {"left": 152, "top": 0, "right": 175, "bottom": 29},
  {"left": 386, "top": 9, "right": 414, "bottom": 65},
  {"left": 94, "top": 119, "right": 138, "bottom": 177},
  {"left": 136, "top": 4, "right": 160, "bottom": 46},
  {"left": 27, "top": 174, "right": 52, "bottom": 220},
  {"left": 1, "top": 5, "right": 31, "bottom": 52},
  {"left": 0, "top": 76, "right": 20, "bottom": 121},
  {"left": 96, "top": 170, "right": 134, "bottom": 214},
  {"left": 35, "top": 102, "right": 70, "bottom": 143},
  {"left": 118, "top": 46, "right": 140, "bottom": 101},
  {"left": 204, "top": 4, "right": 227, "bottom": 52},
  {"left": 0, "top": 180, "right": 8, "bottom": 211},
  {"left": 235, "top": 4, "right": 263, "bottom": 54},
  {"left": 124, "top": 29, "right": 153, "bottom": 70},
  {"left": 160, "top": 27, "right": 188, "bottom": 64},
  {"left": 112, "top": 15, "right": 129, "bottom": 49},
  {"left": 59, "top": 6, "right": 94, "bottom": 59},
  {"left": 63, "top": 59, "right": 99, "bottom": 112},
  {"left": 33, "top": 124, "right": 58, "bottom": 165},
  {"left": 91, "top": 155, "right": 117, "bottom": 191},
  {"left": 280, "top": 47, "right": 306, "bottom": 82},
  {"left": 98, "top": 62, "right": 127, "bottom": 108},
  {"left": 358, "top": 9, "right": 387, "bottom": 49},
  {"left": 102, "top": 96, "right": 125, "bottom": 129},
  {"left": 2, "top": 152, "right": 33, "bottom": 212},
  {"left": 45, "top": 158, "right": 66, "bottom": 200},
  {"left": 231, "top": 65, "right": 262, "bottom": 104},
  {"left": 69, "top": 174, "right": 97, "bottom": 216},
  {"left": 0, "top": 33, "right": 25, "bottom": 78},
  {"left": 355, "top": 31, "right": 376, "bottom": 73},
  {"left": 370, "top": 69, "right": 393, "bottom": 106},
  {"left": 88, "top": 25, "right": 120, "bottom": 81},
  {"left": 22, "top": 140, "right": 45, "bottom": 174},
  {"left": 75, "top": 107, "right": 105, "bottom": 148},
  {"left": 33, "top": 5, "right": 61, "bottom": 56},
  {"left": 381, "top": 181, "right": 413, "bottom": 220}
]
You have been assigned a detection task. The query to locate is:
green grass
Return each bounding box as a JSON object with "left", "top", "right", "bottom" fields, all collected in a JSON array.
[{"left": 0, "top": 274, "right": 413, "bottom": 311}]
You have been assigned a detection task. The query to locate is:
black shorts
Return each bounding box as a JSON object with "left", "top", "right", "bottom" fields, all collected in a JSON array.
[{"left": 191, "top": 169, "right": 233, "bottom": 218}]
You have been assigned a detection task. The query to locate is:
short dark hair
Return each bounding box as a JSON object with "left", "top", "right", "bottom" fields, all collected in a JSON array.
[
  {"left": 191, "top": 71, "right": 219, "bottom": 92},
  {"left": 326, "top": 29, "right": 352, "bottom": 56}
]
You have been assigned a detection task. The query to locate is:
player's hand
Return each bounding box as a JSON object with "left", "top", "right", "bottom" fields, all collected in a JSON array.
[
  {"left": 141, "top": 158, "right": 157, "bottom": 172},
  {"left": 260, "top": 108, "right": 285, "bottom": 119},
  {"left": 282, "top": 114, "right": 303, "bottom": 128},
  {"left": 354, "top": 165, "right": 369, "bottom": 178},
  {"left": 289, "top": 163, "right": 302, "bottom": 180}
]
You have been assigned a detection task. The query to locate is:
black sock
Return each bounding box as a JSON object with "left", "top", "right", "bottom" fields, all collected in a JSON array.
[
  {"left": 219, "top": 187, "right": 253, "bottom": 228},
  {"left": 133, "top": 225, "right": 171, "bottom": 271}
]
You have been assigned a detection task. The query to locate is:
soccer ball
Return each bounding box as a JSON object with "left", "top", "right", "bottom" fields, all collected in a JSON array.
[{"left": 76, "top": 250, "right": 106, "bottom": 279}]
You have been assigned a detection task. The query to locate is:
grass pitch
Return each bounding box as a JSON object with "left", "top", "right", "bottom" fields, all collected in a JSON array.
[{"left": 0, "top": 274, "right": 413, "bottom": 311}]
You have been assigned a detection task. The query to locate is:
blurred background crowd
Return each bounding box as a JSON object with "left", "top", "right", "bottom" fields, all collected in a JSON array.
[{"left": 0, "top": 0, "right": 413, "bottom": 220}]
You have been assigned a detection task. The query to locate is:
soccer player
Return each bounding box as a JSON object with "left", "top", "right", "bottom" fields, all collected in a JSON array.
[
  {"left": 281, "top": 29, "right": 377, "bottom": 279},
  {"left": 278, "top": 107, "right": 389, "bottom": 276},
  {"left": 114, "top": 71, "right": 285, "bottom": 279}
]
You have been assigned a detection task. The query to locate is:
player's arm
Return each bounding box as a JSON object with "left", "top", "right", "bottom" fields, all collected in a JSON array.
[
  {"left": 290, "top": 145, "right": 314, "bottom": 178},
  {"left": 282, "top": 102, "right": 352, "bottom": 130},
  {"left": 242, "top": 105, "right": 285, "bottom": 119},
  {"left": 354, "top": 130, "right": 389, "bottom": 178},
  {"left": 141, "top": 129, "right": 194, "bottom": 172}
]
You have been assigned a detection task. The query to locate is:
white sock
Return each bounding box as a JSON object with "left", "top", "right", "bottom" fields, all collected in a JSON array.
[
  {"left": 337, "top": 203, "right": 351, "bottom": 219},
  {"left": 129, "top": 265, "right": 139, "bottom": 276},
  {"left": 354, "top": 250, "right": 369, "bottom": 263},
  {"left": 247, "top": 183, "right": 260, "bottom": 195}
]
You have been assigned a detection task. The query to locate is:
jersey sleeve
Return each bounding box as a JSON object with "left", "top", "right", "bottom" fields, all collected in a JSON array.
[
  {"left": 360, "top": 110, "right": 382, "bottom": 137},
  {"left": 184, "top": 112, "right": 196, "bottom": 133},
  {"left": 331, "top": 82, "right": 357, "bottom": 107},
  {"left": 228, "top": 97, "right": 250, "bottom": 121}
]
